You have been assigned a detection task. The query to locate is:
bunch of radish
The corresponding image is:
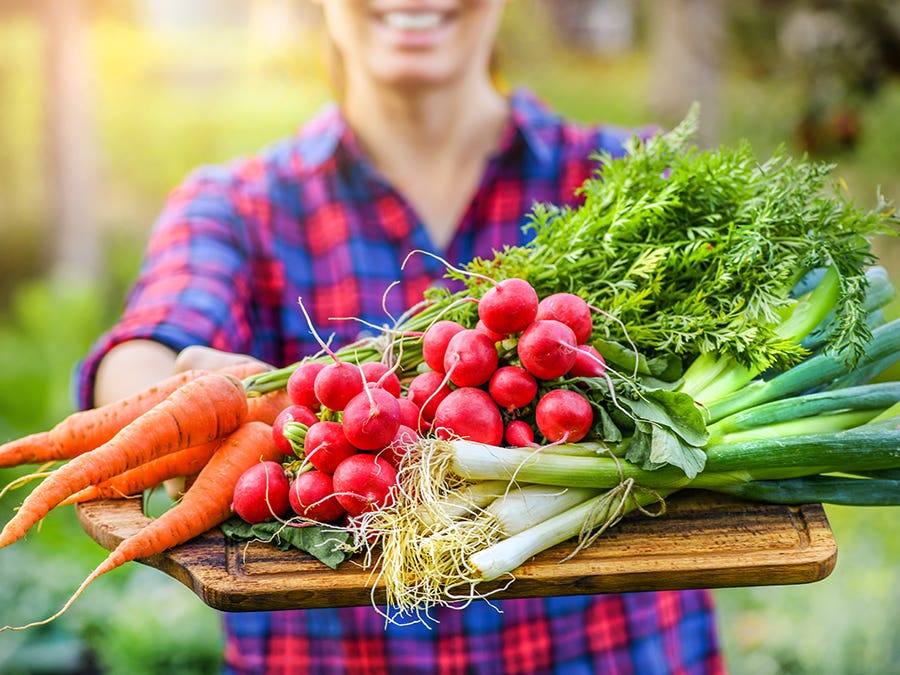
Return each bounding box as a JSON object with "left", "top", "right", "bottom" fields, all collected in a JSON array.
[
  {"left": 231, "top": 278, "right": 607, "bottom": 527},
  {"left": 232, "top": 358, "right": 420, "bottom": 527},
  {"left": 419, "top": 278, "right": 605, "bottom": 448}
]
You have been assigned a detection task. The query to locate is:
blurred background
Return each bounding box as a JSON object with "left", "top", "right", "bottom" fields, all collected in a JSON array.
[{"left": 0, "top": 0, "right": 898, "bottom": 673}]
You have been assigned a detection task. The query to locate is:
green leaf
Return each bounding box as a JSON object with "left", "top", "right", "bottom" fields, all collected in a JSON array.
[
  {"left": 621, "top": 388, "right": 709, "bottom": 447},
  {"left": 625, "top": 421, "right": 707, "bottom": 479},
  {"left": 220, "top": 517, "right": 352, "bottom": 570}
]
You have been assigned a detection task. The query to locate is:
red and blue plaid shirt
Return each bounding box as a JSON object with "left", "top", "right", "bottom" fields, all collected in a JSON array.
[{"left": 77, "top": 89, "right": 724, "bottom": 675}]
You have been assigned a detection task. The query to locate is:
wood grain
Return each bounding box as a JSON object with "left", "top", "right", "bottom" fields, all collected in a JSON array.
[{"left": 76, "top": 490, "right": 837, "bottom": 612}]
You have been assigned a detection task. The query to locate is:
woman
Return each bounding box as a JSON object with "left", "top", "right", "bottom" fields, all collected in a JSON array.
[{"left": 78, "top": 2, "right": 725, "bottom": 673}]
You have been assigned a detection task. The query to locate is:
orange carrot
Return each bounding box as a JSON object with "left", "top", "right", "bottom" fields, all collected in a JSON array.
[
  {"left": 246, "top": 388, "right": 293, "bottom": 426},
  {"left": 0, "top": 420, "right": 283, "bottom": 631},
  {"left": 61, "top": 440, "right": 223, "bottom": 504},
  {"left": 0, "top": 369, "right": 210, "bottom": 469},
  {"left": 217, "top": 361, "right": 272, "bottom": 379},
  {"left": 0, "top": 372, "right": 248, "bottom": 549},
  {"left": 62, "top": 389, "right": 291, "bottom": 504}
]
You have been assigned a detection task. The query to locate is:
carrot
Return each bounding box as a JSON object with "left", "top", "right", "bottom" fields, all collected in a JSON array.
[
  {"left": 0, "top": 360, "right": 270, "bottom": 471},
  {"left": 60, "top": 440, "right": 223, "bottom": 504},
  {"left": 0, "top": 420, "right": 283, "bottom": 631},
  {"left": 0, "top": 369, "right": 210, "bottom": 469},
  {"left": 0, "top": 372, "right": 248, "bottom": 549},
  {"left": 246, "top": 388, "right": 293, "bottom": 426},
  {"left": 60, "top": 389, "right": 292, "bottom": 505},
  {"left": 217, "top": 361, "right": 272, "bottom": 379}
]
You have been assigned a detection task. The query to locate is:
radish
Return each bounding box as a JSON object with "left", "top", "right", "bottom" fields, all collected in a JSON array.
[
  {"left": 568, "top": 344, "right": 607, "bottom": 378},
  {"left": 313, "top": 361, "right": 364, "bottom": 412},
  {"left": 296, "top": 297, "right": 363, "bottom": 411},
  {"left": 422, "top": 320, "right": 466, "bottom": 372},
  {"left": 406, "top": 371, "right": 452, "bottom": 422},
  {"left": 232, "top": 461, "right": 291, "bottom": 524},
  {"left": 535, "top": 293, "right": 593, "bottom": 344},
  {"left": 432, "top": 387, "right": 504, "bottom": 446},
  {"left": 396, "top": 397, "right": 424, "bottom": 431},
  {"left": 332, "top": 454, "right": 398, "bottom": 517},
  {"left": 475, "top": 319, "right": 507, "bottom": 343},
  {"left": 477, "top": 278, "right": 539, "bottom": 335},
  {"left": 289, "top": 471, "right": 345, "bottom": 523},
  {"left": 272, "top": 404, "right": 319, "bottom": 455},
  {"left": 360, "top": 361, "right": 402, "bottom": 398},
  {"left": 517, "top": 319, "right": 578, "bottom": 381},
  {"left": 286, "top": 361, "right": 326, "bottom": 410},
  {"left": 442, "top": 329, "right": 499, "bottom": 387},
  {"left": 535, "top": 389, "right": 593, "bottom": 443},
  {"left": 384, "top": 424, "right": 418, "bottom": 467},
  {"left": 505, "top": 420, "right": 536, "bottom": 447},
  {"left": 488, "top": 365, "right": 538, "bottom": 412},
  {"left": 303, "top": 421, "right": 358, "bottom": 473},
  {"left": 341, "top": 387, "right": 401, "bottom": 451}
]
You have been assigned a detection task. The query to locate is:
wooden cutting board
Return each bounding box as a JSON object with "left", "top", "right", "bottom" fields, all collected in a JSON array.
[{"left": 76, "top": 490, "right": 837, "bottom": 613}]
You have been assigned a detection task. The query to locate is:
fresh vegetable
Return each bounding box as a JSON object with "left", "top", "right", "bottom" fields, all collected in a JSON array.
[
  {"left": 232, "top": 460, "right": 291, "bottom": 524},
  {"left": 0, "top": 420, "right": 282, "bottom": 631},
  {"left": 341, "top": 387, "right": 402, "bottom": 451},
  {"left": 332, "top": 454, "right": 398, "bottom": 517},
  {"left": 534, "top": 389, "right": 593, "bottom": 443},
  {"left": 432, "top": 387, "right": 504, "bottom": 446},
  {"left": 0, "top": 369, "right": 208, "bottom": 468},
  {"left": 289, "top": 471, "right": 345, "bottom": 522},
  {"left": 0, "top": 372, "right": 248, "bottom": 549},
  {"left": 477, "top": 277, "right": 539, "bottom": 335},
  {"left": 60, "top": 439, "right": 222, "bottom": 504},
  {"left": 516, "top": 319, "right": 578, "bottom": 380}
]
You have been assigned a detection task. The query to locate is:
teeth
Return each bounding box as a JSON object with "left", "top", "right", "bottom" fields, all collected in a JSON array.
[{"left": 383, "top": 11, "right": 443, "bottom": 30}]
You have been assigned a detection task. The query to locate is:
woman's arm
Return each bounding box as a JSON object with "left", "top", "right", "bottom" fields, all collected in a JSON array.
[
  {"left": 93, "top": 340, "right": 178, "bottom": 407},
  {"left": 93, "top": 340, "right": 268, "bottom": 407}
]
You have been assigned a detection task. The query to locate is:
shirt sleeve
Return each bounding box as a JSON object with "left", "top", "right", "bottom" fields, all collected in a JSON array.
[{"left": 75, "top": 167, "right": 255, "bottom": 409}]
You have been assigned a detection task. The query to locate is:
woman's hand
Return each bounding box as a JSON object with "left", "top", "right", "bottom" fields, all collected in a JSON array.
[{"left": 173, "top": 345, "right": 272, "bottom": 375}]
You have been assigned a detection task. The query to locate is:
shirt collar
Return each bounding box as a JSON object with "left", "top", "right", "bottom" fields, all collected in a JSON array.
[{"left": 294, "top": 87, "right": 557, "bottom": 175}]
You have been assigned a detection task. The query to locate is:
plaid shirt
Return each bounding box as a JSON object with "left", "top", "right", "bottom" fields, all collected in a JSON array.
[{"left": 77, "top": 89, "right": 724, "bottom": 675}]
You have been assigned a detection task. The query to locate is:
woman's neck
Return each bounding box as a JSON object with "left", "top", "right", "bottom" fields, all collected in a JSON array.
[{"left": 343, "top": 75, "right": 509, "bottom": 249}]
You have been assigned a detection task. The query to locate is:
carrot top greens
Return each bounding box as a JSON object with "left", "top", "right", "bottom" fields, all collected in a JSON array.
[{"left": 440, "top": 106, "right": 898, "bottom": 375}]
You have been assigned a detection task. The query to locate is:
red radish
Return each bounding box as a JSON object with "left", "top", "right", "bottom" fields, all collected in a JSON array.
[
  {"left": 535, "top": 293, "right": 593, "bottom": 344},
  {"left": 384, "top": 424, "right": 418, "bottom": 467},
  {"left": 287, "top": 361, "right": 326, "bottom": 410},
  {"left": 332, "top": 454, "right": 398, "bottom": 517},
  {"left": 422, "top": 320, "right": 466, "bottom": 372},
  {"left": 488, "top": 366, "right": 538, "bottom": 412},
  {"left": 475, "top": 319, "right": 507, "bottom": 343},
  {"left": 232, "top": 461, "right": 291, "bottom": 524},
  {"left": 442, "top": 329, "right": 499, "bottom": 387},
  {"left": 568, "top": 344, "right": 607, "bottom": 378},
  {"left": 535, "top": 389, "right": 593, "bottom": 443},
  {"left": 303, "top": 421, "right": 358, "bottom": 473},
  {"left": 406, "top": 371, "right": 452, "bottom": 422},
  {"left": 477, "top": 278, "right": 539, "bottom": 335},
  {"left": 289, "top": 471, "right": 345, "bottom": 523},
  {"left": 517, "top": 319, "right": 578, "bottom": 381},
  {"left": 295, "top": 297, "right": 366, "bottom": 411},
  {"left": 397, "top": 397, "right": 424, "bottom": 431},
  {"left": 505, "top": 420, "right": 536, "bottom": 447},
  {"left": 360, "top": 362, "right": 402, "bottom": 398},
  {"left": 313, "top": 361, "right": 364, "bottom": 411},
  {"left": 432, "top": 387, "right": 504, "bottom": 446},
  {"left": 272, "top": 404, "right": 319, "bottom": 455},
  {"left": 341, "top": 388, "right": 401, "bottom": 451}
]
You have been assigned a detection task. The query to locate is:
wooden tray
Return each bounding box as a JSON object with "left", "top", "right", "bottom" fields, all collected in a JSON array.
[{"left": 76, "top": 490, "right": 837, "bottom": 613}]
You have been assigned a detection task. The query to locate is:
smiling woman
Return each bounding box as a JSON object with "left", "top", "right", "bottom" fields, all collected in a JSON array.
[{"left": 76, "top": 1, "right": 725, "bottom": 673}]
